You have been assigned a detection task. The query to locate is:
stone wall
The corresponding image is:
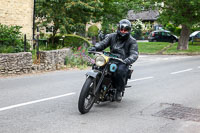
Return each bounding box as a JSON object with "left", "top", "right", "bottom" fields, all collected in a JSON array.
[
  {"left": 0, "top": 0, "right": 34, "bottom": 40},
  {"left": 0, "top": 52, "right": 33, "bottom": 75},
  {"left": 36, "top": 49, "right": 72, "bottom": 71},
  {"left": 0, "top": 48, "right": 72, "bottom": 75}
]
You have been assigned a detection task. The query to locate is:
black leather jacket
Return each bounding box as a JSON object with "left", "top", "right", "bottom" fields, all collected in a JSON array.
[{"left": 94, "top": 33, "right": 138, "bottom": 64}]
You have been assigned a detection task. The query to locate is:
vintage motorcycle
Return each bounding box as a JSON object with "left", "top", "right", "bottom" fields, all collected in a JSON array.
[{"left": 78, "top": 51, "right": 133, "bottom": 114}]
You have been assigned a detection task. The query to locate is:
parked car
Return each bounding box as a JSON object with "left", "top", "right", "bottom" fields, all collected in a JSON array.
[
  {"left": 148, "top": 30, "right": 178, "bottom": 43},
  {"left": 189, "top": 31, "right": 200, "bottom": 42}
]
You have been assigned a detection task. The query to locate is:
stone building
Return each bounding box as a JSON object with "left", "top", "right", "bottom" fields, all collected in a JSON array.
[
  {"left": 0, "top": 0, "right": 34, "bottom": 41},
  {"left": 127, "top": 10, "right": 161, "bottom": 31},
  {"left": 127, "top": 10, "right": 159, "bottom": 22}
]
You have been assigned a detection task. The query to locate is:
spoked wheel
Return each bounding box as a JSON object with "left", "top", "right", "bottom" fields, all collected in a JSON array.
[{"left": 78, "top": 77, "right": 96, "bottom": 114}]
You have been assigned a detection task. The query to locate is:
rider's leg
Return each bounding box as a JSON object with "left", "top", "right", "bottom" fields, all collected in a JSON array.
[{"left": 113, "top": 63, "right": 129, "bottom": 100}]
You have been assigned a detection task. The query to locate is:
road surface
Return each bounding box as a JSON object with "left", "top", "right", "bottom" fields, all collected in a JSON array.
[{"left": 0, "top": 55, "right": 200, "bottom": 133}]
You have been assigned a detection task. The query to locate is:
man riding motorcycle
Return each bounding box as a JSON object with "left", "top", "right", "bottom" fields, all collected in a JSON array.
[{"left": 89, "top": 19, "right": 138, "bottom": 101}]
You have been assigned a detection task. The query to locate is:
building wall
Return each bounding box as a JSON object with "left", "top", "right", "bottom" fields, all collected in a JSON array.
[{"left": 0, "top": 0, "right": 34, "bottom": 40}]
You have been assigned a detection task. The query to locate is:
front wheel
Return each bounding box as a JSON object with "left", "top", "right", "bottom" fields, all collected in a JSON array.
[{"left": 78, "top": 77, "right": 96, "bottom": 114}]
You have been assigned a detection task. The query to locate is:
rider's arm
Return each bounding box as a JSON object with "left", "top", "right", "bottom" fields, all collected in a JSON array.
[
  {"left": 125, "top": 39, "right": 139, "bottom": 65},
  {"left": 94, "top": 34, "right": 111, "bottom": 51}
]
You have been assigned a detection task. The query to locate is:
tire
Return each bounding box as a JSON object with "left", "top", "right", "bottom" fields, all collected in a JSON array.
[{"left": 78, "top": 77, "right": 96, "bottom": 114}]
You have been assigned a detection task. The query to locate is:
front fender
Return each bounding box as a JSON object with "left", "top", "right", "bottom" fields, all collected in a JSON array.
[{"left": 86, "top": 70, "right": 100, "bottom": 78}]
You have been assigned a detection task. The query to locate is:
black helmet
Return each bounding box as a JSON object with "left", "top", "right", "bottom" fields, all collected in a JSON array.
[{"left": 117, "top": 19, "right": 132, "bottom": 39}]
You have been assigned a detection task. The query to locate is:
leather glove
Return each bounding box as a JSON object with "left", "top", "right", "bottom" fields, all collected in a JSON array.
[
  {"left": 124, "top": 58, "right": 131, "bottom": 65},
  {"left": 88, "top": 46, "right": 96, "bottom": 52}
]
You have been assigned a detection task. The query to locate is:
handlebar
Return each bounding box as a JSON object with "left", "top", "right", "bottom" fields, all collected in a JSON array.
[
  {"left": 88, "top": 50, "right": 126, "bottom": 64},
  {"left": 110, "top": 57, "right": 125, "bottom": 64}
]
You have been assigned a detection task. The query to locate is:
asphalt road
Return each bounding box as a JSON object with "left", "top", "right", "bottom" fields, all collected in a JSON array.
[{"left": 0, "top": 55, "right": 200, "bottom": 133}]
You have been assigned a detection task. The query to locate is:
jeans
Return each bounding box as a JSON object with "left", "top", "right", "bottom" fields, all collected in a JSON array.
[{"left": 112, "top": 63, "right": 129, "bottom": 92}]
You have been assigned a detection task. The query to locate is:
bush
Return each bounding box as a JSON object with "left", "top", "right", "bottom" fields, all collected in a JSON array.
[
  {"left": 165, "top": 23, "right": 175, "bottom": 33},
  {"left": 174, "top": 27, "right": 181, "bottom": 36},
  {"left": 65, "top": 47, "right": 94, "bottom": 69},
  {"left": 0, "top": 24, "right": 26, "bottom": 53},
  {"left": 191, "top": 26, "right": 200, "bottom": 33},
  {"left": 64, "top": 35, "right": 89, "bottom": 50},
  {"left": 132, "top": 20, "right": 143, "bottom": 39},
  {"left": 164, "top": 23, "right": 182, "bottom": 36},
  {"left": 37, "top": 34, "right": 92, "bottom": 52},
  {"left": 88, "top": 25, "right": 99, "bottom": 37}
]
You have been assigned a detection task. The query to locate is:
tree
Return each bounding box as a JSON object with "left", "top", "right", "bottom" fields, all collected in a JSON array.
[
  {"left": 36, "top": 0, "right": 102, "bottom": 45},
  {"left": 36, "top": 0, "right": 66, "bottom": 45},
  {"left": 93, "top": 0, "right": 153, "bottom": 34},
  {"left": 150, "top": 0, "right": 200, "bottom": 50},
  {"left": 64, "top": 0, "right": 102, "bottom": 35},
  {"left": 92, "top": 0, "right": 124, "bottom": 34}
]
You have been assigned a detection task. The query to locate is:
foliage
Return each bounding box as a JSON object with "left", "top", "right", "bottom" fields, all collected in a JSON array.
[
  {"left": 37, "top": 34, "right": 92, "bottom": 51},
  {"left": 164, "top": 23, "right": 181, "bottom": 36},
  {"left": 65, "top": 47, "right": 94, "bottom": 69},
  {"left": 131, "top": 19, "right": 143, "bottom": 39},
  {"left": 174, "top": 27, "right": 181, "bottom": 36},
  {"left": 165, "top": 23, "right": 175, "bottom": 33},
  {"left": 0, "top": 24, "right": 28, "bottom": 53},
  {"left": 64, "top": 36, "right": 86, "bottom": 49},
  {"left": 66, "top": 55, "right": 88, "bottom": 69},
  {"left": 36, "top": 0, "right": 102, "bottom": 45},
  {"left": 191, "top": 23, "right": 200, "bottom": 33},
  {"left": 154, "top": 0, "right": 200, "bottom": 28},
  {"left": 0, "top": 24, "right": 22, "bottom": 46},
  {"left": 92, "top": 0, "right": 154, "bottom": 35},
  {"left": 93, "top": 0, "right": 123, "bottom": 34},
  {"left": 149, "top": 0, "right": 200, "bottom": 50},
  {"left": 88, "top": 25, "right": 99, "bottom": 37}
]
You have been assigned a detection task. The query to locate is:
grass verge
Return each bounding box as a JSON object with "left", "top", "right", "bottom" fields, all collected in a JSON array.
[
  {"left": 138, "top": 42, "right": 170, "bottom": 54},
  {"left": 138, "top": 41, "right": 200, "bottom": 55},
  {"left": 164, "top": 42, "right": 200, "bottom": 55}
]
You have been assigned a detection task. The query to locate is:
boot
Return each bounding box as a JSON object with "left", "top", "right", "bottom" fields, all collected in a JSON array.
[{"left": 116, "top": 91, "right": 122, "bottom": 101}]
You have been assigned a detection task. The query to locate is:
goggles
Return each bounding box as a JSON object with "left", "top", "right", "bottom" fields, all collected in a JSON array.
[{"left": 119, "top": 23, "right": 130, "bottom": 33}]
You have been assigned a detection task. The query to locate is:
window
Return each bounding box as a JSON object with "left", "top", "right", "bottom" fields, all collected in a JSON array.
[
  {"left": 166, "top": 33, "right": 171, "bottom": 36},
  {"left": 196, "top": 33, "right": 200, "bottom": 38}
]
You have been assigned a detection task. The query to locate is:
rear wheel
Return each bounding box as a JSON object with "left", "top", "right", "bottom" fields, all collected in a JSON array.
[{"left": 78, "top": 77, "right": 96, "bottom": 114}]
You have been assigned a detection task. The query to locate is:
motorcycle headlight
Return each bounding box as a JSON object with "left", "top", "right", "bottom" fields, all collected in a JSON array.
[{"left": 95, "top": 56, "right": 106, "bottom": 66}]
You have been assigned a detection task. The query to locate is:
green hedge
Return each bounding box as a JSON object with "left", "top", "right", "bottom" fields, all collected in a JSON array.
[
  {"left": 88, "top": 25, "right": 99, "bottom": 37},
  {"left": 39, "top": 34, "right": 92, "bottom": 51},
  {"left": 0, "top": 24, "right": 29, "bottom": 53}
]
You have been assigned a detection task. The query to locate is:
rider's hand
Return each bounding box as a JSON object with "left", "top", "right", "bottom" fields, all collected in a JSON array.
[
  {"left": 88, "top": 46, "right": 96, "bottom": 52},
  {"left": 124, "top": 58, "right": 131, "bottom": 65}
]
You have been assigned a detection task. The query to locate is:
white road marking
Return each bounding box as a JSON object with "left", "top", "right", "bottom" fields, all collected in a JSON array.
[
  {"left": 136, "top": 56, "right": 192, "bottom": 66},
  {"left": 0, "top": 92, "right": 76, "bottom": 112},
  {"left": 198, "top": 66, "right": 200, "bottom": 69},
  {"left": 128, "top": 76, "right": 154, "bottom": 83},
  {"left": 170, "top": 68, "right": 193, "bottom": 75}
]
